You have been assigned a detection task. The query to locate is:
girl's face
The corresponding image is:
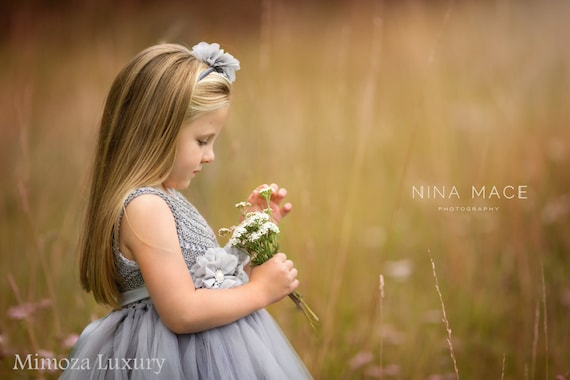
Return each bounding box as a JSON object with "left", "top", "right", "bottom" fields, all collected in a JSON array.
[{"left": 162, "top": 106, "right": 229, "bottom": 190}]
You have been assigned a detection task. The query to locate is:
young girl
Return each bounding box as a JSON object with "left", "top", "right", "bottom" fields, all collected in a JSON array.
[{"left": 61, "top": 42, "right": 312, "bottom": 379}]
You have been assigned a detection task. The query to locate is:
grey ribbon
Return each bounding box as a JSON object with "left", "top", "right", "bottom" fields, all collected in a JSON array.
[{"left": 119, "top": 286, "right": 150, "bottom": 307}]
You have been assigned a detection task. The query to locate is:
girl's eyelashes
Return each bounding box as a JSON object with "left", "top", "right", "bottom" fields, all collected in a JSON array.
[{"left": 197, "top": 134, "right": 216, "bottom": 146}]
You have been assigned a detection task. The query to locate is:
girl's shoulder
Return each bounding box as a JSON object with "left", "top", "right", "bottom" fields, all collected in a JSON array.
[
  {"left": 122, "top": 186, "right": 212, "bottom": 239},
  {"left": 122, "top": 186, "right": 192, "bottom": 216},
  {"left": 119, "top": 187, "right": 181, "bottom": 240},
  {"left": 122, "top": 187, "right": 196, "bottom": 228},
  {"left": 122, "top": 192, "right": 178, "bottom": 234},
  {"left": 124, "top": 186, "right": 174, "bottom": 207}
]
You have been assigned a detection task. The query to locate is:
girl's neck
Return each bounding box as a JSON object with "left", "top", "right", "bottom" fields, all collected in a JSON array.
[{"left": 155, "top": 184, "right": 173, "bottom": 195}]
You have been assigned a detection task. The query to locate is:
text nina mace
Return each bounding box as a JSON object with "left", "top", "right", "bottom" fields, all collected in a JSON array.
[{"left": 412, "top": 185, "right": 528, "bottom": 200}]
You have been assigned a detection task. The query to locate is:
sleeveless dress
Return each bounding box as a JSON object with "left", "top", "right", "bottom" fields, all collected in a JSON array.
[{"left": 60, "top": 187, "right": 312, "bottom": 379}]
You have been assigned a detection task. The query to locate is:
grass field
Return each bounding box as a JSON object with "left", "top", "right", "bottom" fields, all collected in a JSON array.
[{"left": 1, "top": 0, "right": 569, "bottom": 378}]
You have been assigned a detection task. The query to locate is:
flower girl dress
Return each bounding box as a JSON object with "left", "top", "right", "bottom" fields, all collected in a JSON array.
[{"left": 60, "top": 187, "right": 312, "bottom": 379}]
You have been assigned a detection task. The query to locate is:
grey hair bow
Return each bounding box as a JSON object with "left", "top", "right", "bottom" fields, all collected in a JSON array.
[{"left": 191, "top": 42, "right": 240, "bottom": 83}]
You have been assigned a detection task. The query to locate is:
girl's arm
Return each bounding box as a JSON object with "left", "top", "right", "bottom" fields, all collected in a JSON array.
[{"left": 120, "top": 194, "right": 299, "bottom": 334}]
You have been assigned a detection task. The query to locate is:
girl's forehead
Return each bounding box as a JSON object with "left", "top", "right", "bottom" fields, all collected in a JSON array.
[{"left": 184, "top": 107, "right": 229, "bottom": 131}]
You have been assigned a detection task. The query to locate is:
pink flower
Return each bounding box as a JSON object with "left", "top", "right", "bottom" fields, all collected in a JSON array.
[
  {"left": 61, "top": 334, "right": 79, "bottom": 349},
  {"left": 6, "top": 298, "right": 51, "bottom": 320}
]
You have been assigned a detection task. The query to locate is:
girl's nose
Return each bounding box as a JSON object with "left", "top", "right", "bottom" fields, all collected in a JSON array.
[{"left": 202, "top": 149, "right": 215, "bottom": 163}]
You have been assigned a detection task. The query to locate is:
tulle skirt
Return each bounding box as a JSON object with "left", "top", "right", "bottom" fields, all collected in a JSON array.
[{"left": 59, "top": 300, "right": 312, "bottom": 379}]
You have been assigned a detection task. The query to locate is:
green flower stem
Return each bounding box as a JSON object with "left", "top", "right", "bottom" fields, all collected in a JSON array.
[{"left": 289, "top": 291, "right": 320, "bottom": 331}]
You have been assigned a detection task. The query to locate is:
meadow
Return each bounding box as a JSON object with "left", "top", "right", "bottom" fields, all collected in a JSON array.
[{"left": 1, "top": 0, "right": 569, "bottom": 378}]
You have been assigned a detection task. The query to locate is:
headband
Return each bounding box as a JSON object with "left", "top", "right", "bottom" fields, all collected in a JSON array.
[{"left": 191, "top": 42, "right": 240, "bottom": 83}]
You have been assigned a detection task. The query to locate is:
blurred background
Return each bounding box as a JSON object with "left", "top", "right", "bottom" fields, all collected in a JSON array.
[{"left": 1, "top": 0, "right": 569, "bottom": 378}]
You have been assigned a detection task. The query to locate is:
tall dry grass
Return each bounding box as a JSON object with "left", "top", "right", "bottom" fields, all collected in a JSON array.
[{"left": 1, "top": 0, "right": 569, "bottom": 379}]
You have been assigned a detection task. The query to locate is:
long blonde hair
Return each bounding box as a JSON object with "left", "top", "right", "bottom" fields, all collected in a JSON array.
[{"left": 80, "top": 43, "right": 232, "bottom": 308}]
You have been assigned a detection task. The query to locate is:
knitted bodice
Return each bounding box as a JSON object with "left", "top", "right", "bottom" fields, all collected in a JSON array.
[{"left": 114, "top": 187, "right": 218, "bottom": 292}]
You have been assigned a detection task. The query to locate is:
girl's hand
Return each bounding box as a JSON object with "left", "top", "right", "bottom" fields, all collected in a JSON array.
[
  {"left": 246, "top": 183, "right": 292, "bottom": 223},
  {"left": 249, "top": 253, "right": 299, "bottom": 305}
]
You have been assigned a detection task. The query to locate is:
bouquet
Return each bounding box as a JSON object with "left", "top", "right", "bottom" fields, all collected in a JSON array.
[{"left": 219, "top": 186, "right": 319, "bottom": 330}]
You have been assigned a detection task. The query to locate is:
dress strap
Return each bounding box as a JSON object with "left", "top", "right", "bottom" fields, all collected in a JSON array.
[{"left": 119, "top": 286, "right": 150, "bottom": 307}]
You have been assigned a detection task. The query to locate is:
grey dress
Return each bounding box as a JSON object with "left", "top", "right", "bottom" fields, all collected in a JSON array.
[{"left": 60, "top": 187, "right": 312, "bottom": 379}]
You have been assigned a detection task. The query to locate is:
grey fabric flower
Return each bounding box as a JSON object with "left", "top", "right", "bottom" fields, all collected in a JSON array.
[
  {"left": 191, "top": 42, "right": 240, "bottom": 83},
  {"left": 190, "top": 247, "right": 249, "bottom": 289},
  {"left": 225, "top": 246, "right": 250, "bottom": 281}
]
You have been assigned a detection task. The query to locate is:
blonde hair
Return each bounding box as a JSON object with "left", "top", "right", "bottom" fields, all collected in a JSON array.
[{"left": 80, "top": 43, "right": 232, "bottom": 308}]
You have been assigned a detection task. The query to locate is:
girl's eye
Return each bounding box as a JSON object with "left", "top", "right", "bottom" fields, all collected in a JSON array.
[{"left": 197, "top": 139, "right": 209, "bottom": 146}]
